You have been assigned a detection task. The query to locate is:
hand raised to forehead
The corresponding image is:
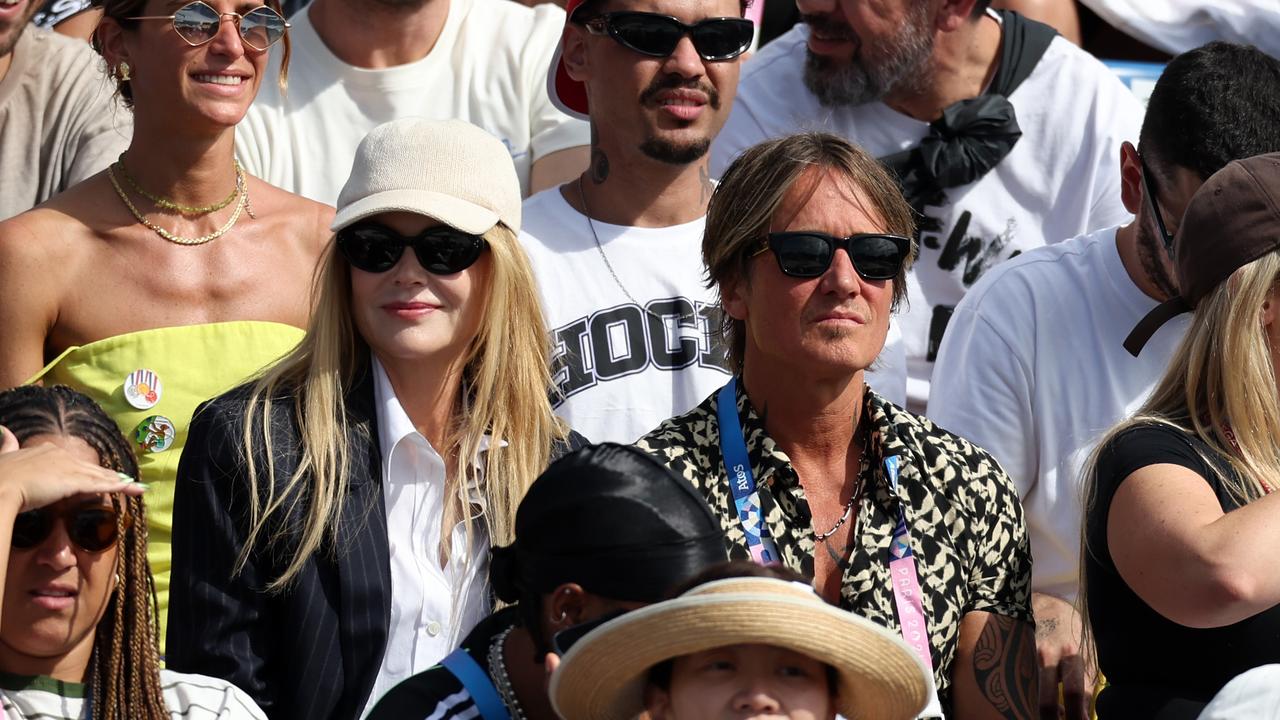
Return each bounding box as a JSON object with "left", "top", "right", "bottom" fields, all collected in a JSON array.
[{"left": 0, "top": 426, "right": 145, "bottom": 515}]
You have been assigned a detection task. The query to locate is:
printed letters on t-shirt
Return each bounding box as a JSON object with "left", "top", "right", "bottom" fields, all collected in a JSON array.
[{"left": 551, "top": 297, "right": 730, "bottom": 400}]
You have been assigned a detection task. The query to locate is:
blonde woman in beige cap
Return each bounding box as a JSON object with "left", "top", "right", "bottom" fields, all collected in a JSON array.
[
  {"left": 550, "top": 567, "right": 931, "bottom": 720},
  {"left": 166, "top": 117, "right": 576, "bottom": 720}
]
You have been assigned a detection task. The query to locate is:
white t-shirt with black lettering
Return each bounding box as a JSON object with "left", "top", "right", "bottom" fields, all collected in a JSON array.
[
  {"left": 712, "top": 19, "right": 1143, "bottom": 406},
  {"left": 519, "top": 188, "right": 907, "bottom": 443}
]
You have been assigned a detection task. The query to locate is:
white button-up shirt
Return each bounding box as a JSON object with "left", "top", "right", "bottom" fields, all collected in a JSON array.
[{"left": 361, "top": 359, "right": 491, "bottom": 717}]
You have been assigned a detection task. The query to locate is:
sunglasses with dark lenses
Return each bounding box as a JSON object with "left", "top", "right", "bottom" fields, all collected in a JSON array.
[
  {"left": 581, "top": 12, "right": 755, "bottom": 61},
  {"left": 12, "top": 505, "right": 129, "bottom": 554},
  {"left": 1139, "top": 155, "right": 1176, "bottom": 253},
  {"left": 550, "top": 609, "right": 627, "bottom": 656},
  {"left": 337, "top": 222, "right": 489, "bottom": 275},
  {"left": 128, "top": 1, "right": 289, "bottom": 52},
  {"left": 761, "top": 232, "right": 912, "bottom": 280}
]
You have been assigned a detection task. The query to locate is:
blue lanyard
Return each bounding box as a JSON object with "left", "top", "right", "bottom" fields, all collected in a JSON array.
[
  {"left": 716, "top": 380, "right": 936, "bottom": 674},
  {"left": 717, "top": 379, "right": 780, "bottom": 565},
  {"left": 440, "top": 647, "right": 511, "bottom": 720}
]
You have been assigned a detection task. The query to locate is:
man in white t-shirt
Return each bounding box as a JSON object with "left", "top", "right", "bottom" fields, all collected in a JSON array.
[
  {"left": 235, "top": 0, "right": 590, "bottom": 204},
  {"left": 519, "top": 0, "right": 752, "bottom": 444},
  {"left": 928, "top": 42, "right": 1280, "bottom": 719},
  {"left": 712, "top": 0, "right": 1143, "bottom": 408},
  {"left": 0, "top": 0, "right": 128, "bottom": 220}
]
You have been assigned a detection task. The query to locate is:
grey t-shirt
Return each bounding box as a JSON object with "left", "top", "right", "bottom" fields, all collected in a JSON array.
[{"left": 0, "top": 27, "right": 130, "bottom": 220}]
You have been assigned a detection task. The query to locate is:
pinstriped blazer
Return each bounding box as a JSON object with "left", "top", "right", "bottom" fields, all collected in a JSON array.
[{"left": 167, "top": 368, "right": 392, "bottom": 720}]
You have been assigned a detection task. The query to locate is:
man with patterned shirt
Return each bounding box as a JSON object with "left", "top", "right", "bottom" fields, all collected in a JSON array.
[{"left": 637, "top": 132, "right": 1035, "bottom": 719}]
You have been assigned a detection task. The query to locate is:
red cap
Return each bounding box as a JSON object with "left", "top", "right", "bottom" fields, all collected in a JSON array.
[{"left": 548, "top": 0, "right": 591, "bottom": 121}]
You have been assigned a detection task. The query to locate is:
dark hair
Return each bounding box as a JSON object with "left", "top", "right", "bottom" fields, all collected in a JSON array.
[
  {"left": 971, "top": 0, "right": 993, "bottom": 18},
  {"left": 1140, "top": 42, "right": 1280, "bottom": 181},
  {"left": 645, "top": 561, "right": 838, "bottom": 691},
  {"left": 91, "top": 0, "right": 292, "bottom": 107},
  {"left": 489, "top": 443, "right": 726, "bottom": 655},
  {"left": 704, "top": 132, "right": 917, "bottom": 373},
  {"left": 0, "top": 386, "right": 166, "bottom": 720}
]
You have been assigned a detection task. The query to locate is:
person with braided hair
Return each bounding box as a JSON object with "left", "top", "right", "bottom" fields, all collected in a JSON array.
[{"left": 0, "top": 385, "right": 264, "bottom": 719}]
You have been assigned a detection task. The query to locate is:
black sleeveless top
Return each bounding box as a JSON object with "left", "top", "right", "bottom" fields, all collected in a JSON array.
[{"left": 1085, "top": 423, "right": 1280, "bottom": 719}]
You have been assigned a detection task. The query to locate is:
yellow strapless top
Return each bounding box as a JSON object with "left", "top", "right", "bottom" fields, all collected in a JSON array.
[{"left": 28, "top": 321, "right": 305, "bottom": 651}]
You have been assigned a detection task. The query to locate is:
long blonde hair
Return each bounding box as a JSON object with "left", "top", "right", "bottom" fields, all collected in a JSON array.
[
  {"left": 1080, "top": 249, "right": 1280, "bottom": 654},
  {"left": 237, "top": 224, "right": 567, "bottom": 591}
]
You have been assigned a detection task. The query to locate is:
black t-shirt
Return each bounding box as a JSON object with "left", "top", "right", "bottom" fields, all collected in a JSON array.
[
  {"left": 366, "top": 606, "right": 519, "bottom": 720},
  {"left": 1085, "top": 423, "right": 1280, "bottom": 719}
]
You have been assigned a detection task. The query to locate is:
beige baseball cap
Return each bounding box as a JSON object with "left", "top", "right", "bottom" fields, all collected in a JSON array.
[{"left": 331, "top": 118, "right": 522, "bottom": 235}]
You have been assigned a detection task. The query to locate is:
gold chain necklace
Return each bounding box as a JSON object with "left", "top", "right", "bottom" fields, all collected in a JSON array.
[
  {"left": 116, "top": 154, "right": 242, "bottom": 215},
  {"left": 108, "top": 163, "right": 245, "bottom": 246}
]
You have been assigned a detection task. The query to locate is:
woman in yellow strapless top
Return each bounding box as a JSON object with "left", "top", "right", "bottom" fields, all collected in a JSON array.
[{"left": 0, "top": 0, "right": 331, "bottom": 643}]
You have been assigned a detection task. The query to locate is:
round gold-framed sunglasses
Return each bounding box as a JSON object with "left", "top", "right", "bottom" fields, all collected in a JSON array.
[{"left": 128, "top": 1, "right": 289, "bottom": 52}]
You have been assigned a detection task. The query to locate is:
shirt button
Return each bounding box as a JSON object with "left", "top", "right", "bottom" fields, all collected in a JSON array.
[{"left": 426, "top": 621, "right": 442, "bottom": 637}]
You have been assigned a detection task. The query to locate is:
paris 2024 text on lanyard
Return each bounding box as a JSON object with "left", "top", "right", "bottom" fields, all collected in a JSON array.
[{"left": 716, "top": 379, "right": 943, "bottom": 717}]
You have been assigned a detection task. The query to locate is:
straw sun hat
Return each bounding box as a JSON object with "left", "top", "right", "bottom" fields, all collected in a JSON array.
[{"left": 550, "top": 576, "right": 931, "bottom": 720}]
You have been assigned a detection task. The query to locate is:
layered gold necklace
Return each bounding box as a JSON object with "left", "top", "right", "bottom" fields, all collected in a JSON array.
[{"left": 107, "top": 156, "right": 255, "bottom": 246}]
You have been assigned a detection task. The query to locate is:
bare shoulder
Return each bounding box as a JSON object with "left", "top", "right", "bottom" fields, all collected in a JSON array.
[{"left": 245, "top": 176, "right": 335, "bottom": 253}]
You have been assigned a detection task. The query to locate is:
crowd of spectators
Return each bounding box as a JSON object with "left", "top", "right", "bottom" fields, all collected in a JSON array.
[{"left": 1, "top": 0, "right": 1279, "bottom": 718}]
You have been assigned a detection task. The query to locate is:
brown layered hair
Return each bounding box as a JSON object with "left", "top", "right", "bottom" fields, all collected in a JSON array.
[{"left": 702, "top": 131, "right": 918, "bottom": 373}]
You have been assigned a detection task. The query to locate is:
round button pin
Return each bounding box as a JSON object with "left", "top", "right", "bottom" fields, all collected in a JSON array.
[
  {"left": 134, "top": 415, "right": 176, "bottom": 454},
  {"left": 123, "top": 369, "right": 163, "bottom": 411}
]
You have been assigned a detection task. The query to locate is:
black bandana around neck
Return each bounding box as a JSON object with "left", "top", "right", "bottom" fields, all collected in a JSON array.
[{"left": 879, "top": 10, "right": 1058, "bottom": 211}]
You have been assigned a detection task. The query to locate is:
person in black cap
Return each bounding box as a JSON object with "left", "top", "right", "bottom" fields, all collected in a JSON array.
[
  {"left": 1082, "top": 152, "right": 1280, "bottom": 719},
  {"left": 365, "top": 442, "right": 728, "bottom": 720}
]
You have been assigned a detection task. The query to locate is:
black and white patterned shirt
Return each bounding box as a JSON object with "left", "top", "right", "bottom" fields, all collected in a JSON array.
[{"left": 636, "top": 381, "right": 1033, "bottom": 713}]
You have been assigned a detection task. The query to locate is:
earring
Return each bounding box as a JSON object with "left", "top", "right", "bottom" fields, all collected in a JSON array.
[
  {"left": 117, "top": 61, "right": 131, "bottom": 82},
  {"left": 553, "top": 610, "right": 568, "bottom": 623}
]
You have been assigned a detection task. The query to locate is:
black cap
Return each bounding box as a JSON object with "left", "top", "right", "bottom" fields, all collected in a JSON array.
[
  {"left": 1125, "top": 152, "right": 1280, "bottom": 356},
  {"left": 490, "top": 443, "right": 728, "bottom": 603}
]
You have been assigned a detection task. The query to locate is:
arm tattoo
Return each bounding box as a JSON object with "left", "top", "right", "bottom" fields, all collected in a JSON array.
[{"left": 973, "top": 615, "right": 1036, "bottom": 719}]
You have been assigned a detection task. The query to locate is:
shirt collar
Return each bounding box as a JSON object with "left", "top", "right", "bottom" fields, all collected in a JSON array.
[
  {"left": 372, "top": 356, "right": 422, "bottom": 467},
  {"left": 371, "top": 357, "right": 501, "bottom": 490},
  {"left": 731, "top": 379, "right": 912, "bottom": 500}
]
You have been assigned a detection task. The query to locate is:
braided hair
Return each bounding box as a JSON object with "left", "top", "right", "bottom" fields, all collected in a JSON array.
[{"left": 0, "top": 386, "right": 168, "bottom": 720}]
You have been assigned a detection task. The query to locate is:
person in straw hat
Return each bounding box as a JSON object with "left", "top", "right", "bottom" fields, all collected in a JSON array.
[
  {"left": 1082, "top": 152, "right": 1280, "bottom": 718},
  {"left": 550, "top": 570, "right": 931, "bottom": 720},
  {"left": 166, "top": 117, "right": 578, "bottom": 720}
]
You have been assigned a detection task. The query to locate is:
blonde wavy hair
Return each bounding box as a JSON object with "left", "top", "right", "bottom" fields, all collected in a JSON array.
[
  {"left": 236, "top": 224, "right": 567, "bottom": 591},
  {"left": 1080, "top": 249, "right": 1280, "bottom": 655}
]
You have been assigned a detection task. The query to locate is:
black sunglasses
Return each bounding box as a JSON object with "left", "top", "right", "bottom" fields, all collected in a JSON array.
[
  {"left": 758, "top": 231, "right": 912, "bottom": 280},
  {"left": 337, "top": 222, "right": 489, "bottom": 275},
  {"left": 1139, "top": 155, "right": 1176, "bottom": 253},
  {"left": 550, "top": 609, "right": 627, "bottom": 656},
  {"left": 128, "top": 1, "right": 289, "bottom": 52},
  {"left": 13, "top": 505, "right": 129, "bottom": 553},
  {"left": 580, "top": 12, "right": 754, "bottom": 61}
]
